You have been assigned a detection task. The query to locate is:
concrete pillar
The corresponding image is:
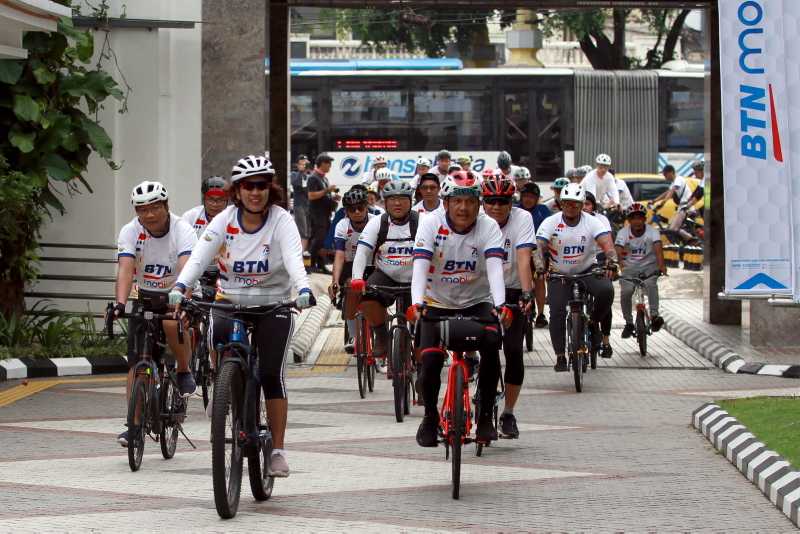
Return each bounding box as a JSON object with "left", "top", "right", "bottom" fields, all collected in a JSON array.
[
  {"left": 750, "top": 301, "right": 800, "bottom": 348},
  {"left": 201, "top": 0, "right": 266, "bottom": 180},
  {"left": 505, "top": 8, "right": 543, "bottom": 68},
  {"left": 268, "top": 0, "right": 290, "bottom": 196},
  {"left": 703, "top": 4, "right": 741, "bottom": 325}
]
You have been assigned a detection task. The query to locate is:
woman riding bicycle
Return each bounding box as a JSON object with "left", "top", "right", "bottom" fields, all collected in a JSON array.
[{"left": 171, "top": 154, "right": 315, "bottom": 478}]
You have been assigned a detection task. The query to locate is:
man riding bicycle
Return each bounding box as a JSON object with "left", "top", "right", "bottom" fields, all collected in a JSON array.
[
  {"left": 544, "top": 177, "right": 570, "bottom": 213},
  {"left": 431, "top": 149, "right": 452, "bottom": 180},
  {"left": 113, "top": 180, "right": 198, "bottom": 447},
  {"left": 412, "top": 173, "right": 444, "bottom": 216},
  {"left": 651, "top": 164, "right": 694, "bottom": 234},
  {"left": 481, "top": 175, "right": 541, "bottom": 438},
  {"left": 409, "top": 171, "right": 512, "bottom": 447},
  {"left": 519, "top": 182, "right": 551, "bottom": 327},
  {"left": 616, "top": 203, "right": 667, "bottom": 338},
  {"left": 536, "top": 183, "right": 618, "bottom": 372},
  {"left": 581, "top": 154, "right": 619, "bottom": 210}
]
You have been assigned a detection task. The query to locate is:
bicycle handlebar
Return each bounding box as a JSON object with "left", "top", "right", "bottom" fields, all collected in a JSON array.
[
  {"left": 548, "top": 267, "right": 608, "bottom": 282},
  {"left": 180, "top": 298, "right": 297, "bottom": 316},
  {"left": 620, "top": 272, "right": 663, "bottom": 284}
]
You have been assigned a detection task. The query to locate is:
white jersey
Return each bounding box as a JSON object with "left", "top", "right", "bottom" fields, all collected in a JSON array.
[
  {"left": 181, "top": 205, "right": 210, "bottom": 238},
  {"left": 616, "top": 225, "right": 661, "bottom": 274},
  {"left": 413, "top": 211, "right": 505, "bottom": 309},
  {"left": 412, "top": 199, "right": 445, "bottom": 217},
  {"left": 369, "top": 203, "right": 385, "bottom": 215},
  {"left": 176, "top": 205, "right": 309, "bottom": 305},
  {"left": 431, "top": 167, "right": 450, "bottom": 180},
  {"left": 670, "top": 176, "right": 693, "bottom": 205},
  {"left": 536, "top": 212, "right": 610, "bottom": 275},
  {"left": 613, "top": 178, "right": 634, "bottom": 210},
  {"left": 357, "top": 214, "right": 416, "bottom": 283},
  {"left": 544, "top": 198, "right": 560, "bottom": 213},
  {"left": 334, "top": 214, "right": 374, "bottom": 263},
  {"left": 117, "top": 214, "right": 197, "bottom": 292},
  {"left": 588, "top": 211, "right": 612, "bottom": 233},
  {"left": 581, "top": 170, "right": 619, "bottom": 206},
  {"left": 497, "top": 207, "right": 536, "bottom": 289}
]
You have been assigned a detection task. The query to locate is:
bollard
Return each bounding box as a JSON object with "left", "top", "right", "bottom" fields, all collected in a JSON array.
[
  {"left": 683, "top": 245, "right": 703, "bottom": 271},
  {"left": 664, "top": 243, "right": 680, "bottom": 268}
]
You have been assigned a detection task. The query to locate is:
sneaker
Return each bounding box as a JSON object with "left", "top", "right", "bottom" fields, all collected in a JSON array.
[
  {"left": 554, "top": 355, "right": 568, "bottom": 372},
  {"left": 621, "top": 323, "right": 635, "bottom": 339},
  {"left": 376, "top": 358, "right": 388, "bottom": 374},
  {"left": 268, "top": 451, "right": 290, "bottom": 478},
  {"left": 651, "top": 315, "right": 664, "bottom": 332},
  {"left": 476, "top": 412, "right": 498, "bottom": 443},
  {"left": 344, "top": 338, "right": 355, "bottom": 354},
  {"left": 499, "top": 413, "right": 519, "bottom": 438},
  {"left": 177, "top": 371, "right": 197, "bottom": 397},
  {"left": 534, "top": 314, "right": 548, "bottom": 328},
  {"left": 601, "top": 343, "right": 613, "bottom": 358},
  {"left": 117, "top": 430, "right": 129, "bottom": 447},
  {"left": 416, "top": 414, "right": 440, "bottom": 447}
]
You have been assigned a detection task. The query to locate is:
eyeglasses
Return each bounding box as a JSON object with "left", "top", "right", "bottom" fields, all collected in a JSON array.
[
  {"left": 239, "top": 180, "right": 270, "bottom": 191},
  {"left": 483, "top": 198, "right": 512, "bottom": 206}
]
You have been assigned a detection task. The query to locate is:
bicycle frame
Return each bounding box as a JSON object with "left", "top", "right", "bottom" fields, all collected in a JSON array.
[{"left": 440, "top": 351, "right": 473, "bottom": 445}]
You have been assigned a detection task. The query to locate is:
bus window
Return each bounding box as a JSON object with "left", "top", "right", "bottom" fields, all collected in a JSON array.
[
  {"left": 412, "top": 90, "right": 492, "bottom": 150},
  {"left": 504, "top": 92, "right": 530, "bottom": 167},
  {"left": 331, "top": 89, "right": 409, "bottom": 149},
  {"left": 291, "top": 92, "right": 318, "bottom": 157},
  {"left": 533, "top": 88, "right": 565, "bottom": 180},
  {"left": 662, "top": 77, "right": 704, "bottom": 151}
]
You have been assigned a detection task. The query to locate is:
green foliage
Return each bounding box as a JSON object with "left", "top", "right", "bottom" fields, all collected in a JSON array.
[{"left": 0, "top": 156, "right": 44, "bottom": 288}]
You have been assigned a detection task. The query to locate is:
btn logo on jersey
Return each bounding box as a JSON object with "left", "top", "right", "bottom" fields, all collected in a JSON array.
[{"left": 232, "top": 260, "right": 269, "bottom": 274}]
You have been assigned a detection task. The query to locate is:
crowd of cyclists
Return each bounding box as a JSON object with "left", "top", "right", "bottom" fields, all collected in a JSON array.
[{"left": 110, "top": 147, "right": 700, "bottom": 476}]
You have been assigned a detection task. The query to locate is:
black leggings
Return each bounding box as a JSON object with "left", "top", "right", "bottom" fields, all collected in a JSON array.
[
  {"left": 547, "top": 275, "right": 613, "bottom": 355},
  {"left": 503, "top": 288, "right": 525, "bottom": 386},
  {"left": 210, "top": 305, "right": 295, "bottom": 400},
  {"left": 417, "top": 302, "right": 500, "bottom": 418}
]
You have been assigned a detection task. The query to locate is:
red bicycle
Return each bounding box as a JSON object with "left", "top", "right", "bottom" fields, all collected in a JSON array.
[{"left": 352, "top": 307, "right": 376, "bottom": 398}]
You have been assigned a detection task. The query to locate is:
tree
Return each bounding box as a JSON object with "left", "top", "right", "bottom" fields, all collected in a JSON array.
[
  {"left": 0, "top": 16, "right": 123, "bottom": 317},
  {"left": 541, "top": 8, "right": 692, "bottom": 70}
]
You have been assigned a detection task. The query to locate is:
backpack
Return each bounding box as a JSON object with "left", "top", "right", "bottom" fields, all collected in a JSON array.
[{"left": 373, "top": 211, "right": 419, "bottom": 262}]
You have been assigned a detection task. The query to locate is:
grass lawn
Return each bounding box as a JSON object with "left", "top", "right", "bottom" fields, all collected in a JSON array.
[{"left": 718, "top": 396, "right": 800, "bottom": 468}]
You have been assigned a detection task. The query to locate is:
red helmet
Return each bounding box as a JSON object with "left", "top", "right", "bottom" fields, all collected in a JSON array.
[
  {"left": 481, "top": 175, "right": 515, "bottom": 198},
  {"left": 441, "top": 171, "right": 481, "bottom": 198},
  {"left": 626, "top": 202, "right": 647, "bottom": 218},
  {"left": 482, "top": 168, "right": 495, "bottom": 180}
]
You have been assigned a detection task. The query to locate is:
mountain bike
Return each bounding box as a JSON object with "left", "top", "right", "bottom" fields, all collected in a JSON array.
[{"left": 621, "top": 272, "right": 662, "bottom": 357}]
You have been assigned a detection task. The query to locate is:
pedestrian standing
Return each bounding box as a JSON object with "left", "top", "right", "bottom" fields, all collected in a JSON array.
[
  {"left": 307, "top": 153, "right": 339, "bottom": 273},
  {"left": 290, "top": 155, "right": 311, "bottom": 251}
]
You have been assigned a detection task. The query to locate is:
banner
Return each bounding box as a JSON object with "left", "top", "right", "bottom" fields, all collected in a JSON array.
[
  {"left": 325, "top": 151, "right": 501, "bottom": 188},
  {"left": 719, "top": 0, "right": 795, "bottom": 296}
]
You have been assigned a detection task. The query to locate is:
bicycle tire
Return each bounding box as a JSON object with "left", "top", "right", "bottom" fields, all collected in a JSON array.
[
  {"left": 367, "top": 358, "right": 375, "bottom": 393},
  {"left": 451, "top": 368, "right": 465, "bottom": 499},
  {"left": 127, "top": 375, "right": 147, "bottom": 472},
  {"left": 524, "top": 316, "right": 533, "bottom": 352},
  {"left": 248, "top": 387, "right": 274, "bottom": 501},
  {"left": 355, "top": 319, "right": 366, "bottom": 399},
  {"left": 403, "top": 362, "right": 413, "bottom": 415},
  {"left": 569, "top": 312, "right": 584, "bottom": 393},
  {"left": 212, "top": 360, "right": 244, "bottom": 519},
  {"left": 159, "top": 374, "right": 179, "bottom": 460},
  {"left": 636, "top": 311, "right": 648, "bottom": 357},
  {"left": 474, "top": 402, "right": 483, "bottom": 457},
  {"left": 391, "top": 330, "right": 404, "bottom": 422}
]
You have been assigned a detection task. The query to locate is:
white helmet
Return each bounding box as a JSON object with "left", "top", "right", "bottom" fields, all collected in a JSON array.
[
  {"left": 374, "top": 155, "right": 387, "bottom": 165},
  {"left": 231, "top": 155, "right": 275, "bottom": 184},
  {"left": 381, "top": 179, "right": 414, "bottom": 199},
  {"left": 595, "top": 153, "right": 612, "bottom": 166},
  {"left": 441, "top": 171, "right": 481, "bottom": 198},
  {"left": 131, "top": 180, "right": 168, "bottom": 206},
  {"left": 513, "top": 166, "right": 531, "bottom": 180},
  {"left": 416, "top": 157, "right": 432, "bottom": 168},
  {"left": 560, "top": 183, "right": 586, "bottom": 203},
  {"left": 375, "top": 167, "right": 394, "bottom": 182}
]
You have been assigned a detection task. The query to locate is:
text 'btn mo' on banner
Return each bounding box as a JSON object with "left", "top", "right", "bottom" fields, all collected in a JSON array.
[{"left": 719, "top": 0, "right": 796, "bottom": 297}]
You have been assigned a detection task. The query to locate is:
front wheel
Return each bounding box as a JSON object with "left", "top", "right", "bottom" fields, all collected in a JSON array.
[
  {"left": 248, "top": 387, "right": 274, "bottom": 501},
  {"left": 355, "top": 318, "right": 367, "bottom": 399},
  {"left": 524, "top": 315, "right": 533, "bottom": 352},
  {"left": 568, "top": 313, "right": 584, "bottom": 393},
  {"left": 391, "top": 330, "right": 405, "bottom": 423},
  {"left": 211, "top": 360, "right": 244, "bottom": 519},
  {"left": 451, "top": 368, "right": 466, "bottom": 500},
  {"left": 159, "top": 374, "right": 181, "bottom": 460},
  {"left": 636, "top": 310, "right": 648, "bottom": 357},
  {"left": 127, "top": 375, "right": 147, "bottom": 472}
]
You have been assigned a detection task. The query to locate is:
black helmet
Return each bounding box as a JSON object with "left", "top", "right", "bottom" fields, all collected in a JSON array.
[
  {"left": 436, "top": 149, "right": 451, "bottom": 161},
  {"left": 584, "top": 191, "right": 597, "bottom": 210},
  {"left": 343, "top": 187, "right": 368, "bottom": 207},
  {"left": 520, "top": 182, "right": 540, "bottom": 196},
  {"left": 497, "top": 151, "right": 512, "bottom": 170},
  {"left": 202, "top": 176, "right": 227, "bottom": 194}
]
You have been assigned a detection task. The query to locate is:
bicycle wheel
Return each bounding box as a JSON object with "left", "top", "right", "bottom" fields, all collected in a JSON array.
[
  {"left": 474, "top": 401, "right": 483, "bottom": 457},
  {"left": 367, "top": 357, "right": 376, "bottom": 393},
  {"left": 127, "top": 375, "right": 147, "bottom": 472},
  {"left": 524, "top": 315, "right": 533, "bottom": 352},
  {"left": 451, "top": 368, "right": 465, "bottom": 500},
  {"left": 355, "top": 319, "right": 366, "bottom": 399},
  {"left": 248, "top": 387, "right": 274, "bottom": 501},
  {"left": 159, "top": 374, "right": 180, "bottom": 460},
  {"left": 403, "top": 360, "right": 413, "bottom": 415},
  {"left": 391, "top": 329, "right": 404, "bottom": 422},
  {"left": 568, "top": 312, "right": 584, "bottom": 393},
  {"left": 636, "top": 310, "right": 648, "bottom": 357},
  {"left": 212, "top": 360, "right": 244, "bottom": 519}
]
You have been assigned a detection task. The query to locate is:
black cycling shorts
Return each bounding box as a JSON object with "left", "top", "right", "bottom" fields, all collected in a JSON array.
[{"left": 362, "top": 270, "right": 410, "bottom": 308}]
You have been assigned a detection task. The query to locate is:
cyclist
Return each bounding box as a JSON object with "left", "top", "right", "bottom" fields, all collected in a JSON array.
[
  {"left": 611, "top": 175, "right": 634, "bottom": 211},
  {"left": 536, "top": 183, "right": 618, "bottom": 372},
  {"left": 350, "top": 180, "right": 418, "bottom": 368},
  {"left": 456, "top": 155, "right": 473, "bottom": 174},
  {"left": 362, "top": 155, "right": 387, "bottom": 184},
  {"left": 581, "top": 154, "right": 619, "bottom": 209},
  {"left": 565, "top": 168, "right": 579, "bottom": 184},
  {"left": 650, "top": 164, "right": 693, "bottom": 232},
  {"left": 431, "top": 149, "right": 452, "bottom": 180},
  {"left": 544, "top": 177, "right": 570, "bottom": 213},
  {"left": 583, "top": 192, "right": 613, "bottom": 233},
  {"left": 688, "top": 161, "right": 705, "bottom": 217},
  {"left": 410, "top": 156, "right": 433, "bottom": 191},
  {"left": 481, "top": 175, "right": 541, "bottom": 438},
  {"left": 512, "top": 166, "right": 532, "bottom": 191},
  {"left": 171, "top": 155, "right": 315, "bottom": 478},
  {"left": 412, "top": 173, "right": 444, "bottom": 216},
  {"left": 113, "top": 181, "right": 198, "bottom": 447},
  {"left": 366, "top": 182, "right": 385, "bottom": 214},
  {"left": 616, "top": 202, "right": 667, "bottom": 338},
  {"left": 519, "top": 182, "right": 551, "bottom": 328},
  {"left": 410, "top": 171, "right": 512, "bottom": 447},
  {"left": 329, "top": 188, "right": 375, "bottom": 353},
  {"left": 495, "top": 150, "right": 518, "bottom": 179},
  {"left": 573, "top": 165, "right": 590, "bottom": 184}
]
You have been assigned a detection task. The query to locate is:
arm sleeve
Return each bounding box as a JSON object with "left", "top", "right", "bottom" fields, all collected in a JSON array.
[
  {"left": 333, "top": 219, "right": 349, "bottom": 252},
  {"left": 117, "top": 223, "right": 137, "bottom": 258},
  {"left": 352, "top": 216, "right": 379, "bottom": 279},
  {"left": 514, "top": 210, "right": 536, "bottom": 249},
  {"left": 606, "top": 176, "right": 620, "bottom": 204},
  {"left": 277, "top": 210, "right": 311, "bottom": 292},
  {"left": 175, "top": 214, "right": 225, "bottom": 290},
  {"left": 411, "top": 257, "right": 430, "bottom": 305},
  {"left": 535, "top": 214, "right": 554, "bottom": 242},
  {"left": 486, "top": 257, "right": 506, "bottom": 306},
  {"left": 591, "top": 215, "right": 611, "bottom": 240}
]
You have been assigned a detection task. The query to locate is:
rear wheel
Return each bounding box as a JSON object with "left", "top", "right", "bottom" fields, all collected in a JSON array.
[
  {"left": 391, "top": 330, "right": 405, "bottom": 422},
  {"left": 159, "top": 375, "right": 180, "bottom": 460},
  {"left": 524, "top": 315, "right": 533, "bottom": 352},
  {"left": 248, "top": 387, "right": 274, "bottom": 501},
  {"left": 355, "top": 318, "right": 366, "bottom": 399},
  {"left": 127, "top": 375, "right": 147, "bottom": 472},
  {"left": 367, "top": 358, "right": 376, "bottom": 393},
  {"left": 636, "top": 310, "right": 648, "bottom": 357},
  {"left": 212, "top": 360, "right": 244, "bottom": 519},
  {"left": 568, "top": 313, "right": 584, "bottom": 393},
  {"left": 451, "top": 368, "right": 465, "bottom": 500}
]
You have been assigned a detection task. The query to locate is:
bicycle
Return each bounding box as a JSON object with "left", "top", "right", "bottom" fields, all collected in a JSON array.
[
  {"left": 418, "top": 314, "right": 500, "bottom": 500},
  {"left": 181, "top": 298, "right": 296, "bottom": 519},
  {"left": 621, "top": 272, "right": 662, "bottom": 357},
  {"left": 352, "top": 305, "right": 376, "bottom": 399},
  {"left": 473, "top": 372, "right": 505, "bottom": 457},
  {"left": 105, "top": 296, "right": 196, "bottom": 472},
  {"left": 189, "top": 270, "right": 218, "bottom": 411},
  {"left": 549, "top": 267, "right": 607, "bottom": 393}
]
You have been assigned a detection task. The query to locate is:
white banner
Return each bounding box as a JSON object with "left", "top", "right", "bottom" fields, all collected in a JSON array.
[
  {"left": 719, "top": 0, "right": 795, "bottom": 296},
  {"left": 324, "top": 151, "right": 501, "bottom": 188}
]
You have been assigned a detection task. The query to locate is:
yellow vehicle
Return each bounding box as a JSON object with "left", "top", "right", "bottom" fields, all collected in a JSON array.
[{"left": 618, "top": 173, "right": 704, "bottom": 225}]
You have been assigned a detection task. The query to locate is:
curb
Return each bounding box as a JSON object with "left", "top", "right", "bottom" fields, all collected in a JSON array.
[
  {"left": 0, "top": 355, "right": 128, "bottom": 382},
  {"left": 693, "top": 403, "right": 800, "bottom": 527},
  {"left": 661, "top": 310, "right": 800, "bottom": 379}
]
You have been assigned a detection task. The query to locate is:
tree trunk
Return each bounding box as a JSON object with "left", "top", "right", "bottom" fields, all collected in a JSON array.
[
  {"left": 612, "top": 8, "right": 627, "bottom": 69},
  {"left": 662, "top": 9, "right": 691, "bottom": 64},
  {"left": 0, "top": 279, "right": 25, "bottom": 320}
]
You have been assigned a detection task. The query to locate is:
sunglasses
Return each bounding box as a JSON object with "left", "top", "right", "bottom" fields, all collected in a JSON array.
[
  {"left": 484, "top": 198, "right": 512, "bottom": 206},
  {"left": 239, "top": 180, "right": 270, "bottom": 191}
]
